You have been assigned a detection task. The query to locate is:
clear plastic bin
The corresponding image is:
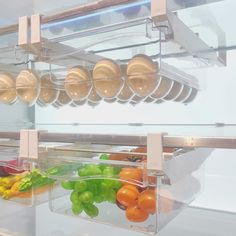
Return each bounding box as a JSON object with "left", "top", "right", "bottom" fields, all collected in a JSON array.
[
  {"left": 38, "top": 144, "right": 210, "bottom": 234},
  {"left": 0, "top": 144, "right": 52, "bottom": 206}
]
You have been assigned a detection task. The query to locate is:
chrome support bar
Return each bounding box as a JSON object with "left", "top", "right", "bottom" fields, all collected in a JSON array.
[{"left": 0, "top": 132, "right": 236, "bottom": 149}]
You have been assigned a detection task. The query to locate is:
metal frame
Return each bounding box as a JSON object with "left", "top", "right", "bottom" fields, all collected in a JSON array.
[
  {"left": 0, "top": 132, "right": 236, "bottom": 149},
  {"left": 151, "top": 0, "right": 226, "bottom": 66}
]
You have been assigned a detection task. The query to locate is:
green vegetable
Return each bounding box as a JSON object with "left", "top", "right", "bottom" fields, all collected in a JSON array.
[
  {"left": 19, "top": 169, "right": 54, "bottom": 192},
  {"left": 79, "top": 191, "right": 94, "bottom": 204},
  {"left": 74, "top": 180, "right": 87, "bottom": 193},
  {"left": 61, "top": 180, "right": 75, "bottom": 190},
  {"left": 84, "top": 203, "right": 99, "bottom": 218},
  {"left": 99, "top": 154, "right": 109, "bottom": 160}
]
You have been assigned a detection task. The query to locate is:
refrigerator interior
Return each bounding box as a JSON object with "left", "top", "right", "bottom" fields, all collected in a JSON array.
[{"left": 0, "top": 0, "right": 236, "bottom": 235}]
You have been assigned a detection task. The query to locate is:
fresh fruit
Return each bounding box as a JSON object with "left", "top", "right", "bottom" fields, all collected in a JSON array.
[
  {"left": 78, "top": 164, "right": 102, "bottom": 176},
  {"left": 74, "top": 180, "right": 87, "bottom": 192},
  {"left": 119, "top": 168, "right": 143, "bottom": 184},
  {"left": 126, "top": 205, "right": 149, "bottom": 222},
  {"left": 94, "top": 195, "right": 104, "bottom": 203},
  {"left": 138, "top": 189, "right": 156, "bottom": 214},
  {"left": 79, "top": 191, "right": 94, "bottom": 204},
  {"left": 102, "top": 166, "right": 115, "bottom": 177},
  {"left": 106, "top": 189, "right": 116, "bottom": 203},
  {"left": 84, "top": 203, "right": 99, "bottom": 218},
  {"left": 116, "top": 185, "right": 139, "bottom": 207},
  {"left": 116, "top": 200, "right": 126, "bottom": 210},
  {"left": 72, "top": 201, "right": 83, "bottom": 215},
  {"left": 61, "top": 180, "right": 75, "bottom": 190},
  {"left": 70, "top": 191, "right": 80, "bottom": 204}
]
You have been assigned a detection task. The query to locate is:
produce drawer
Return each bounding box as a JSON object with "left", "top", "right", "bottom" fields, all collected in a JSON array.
[
  {"left": 0, "top": 143, "right": 53, "bottom": 207},
  {"left": 38, "top": 144, "right": 210, "bottom": 234}
]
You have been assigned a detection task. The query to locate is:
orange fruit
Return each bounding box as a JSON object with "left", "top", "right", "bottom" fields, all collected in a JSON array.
[
  {"left": 138, "top": 189, "right": 156, "bottom": 214},
  {"left": 116, "top": 185, "right": 139, "bottom": 207},
  {"left": 119, "top": 168, "right": 143, "bottom": 185},
  {"left": 126, "top": 205, "right": 149, "bottom": 222}
]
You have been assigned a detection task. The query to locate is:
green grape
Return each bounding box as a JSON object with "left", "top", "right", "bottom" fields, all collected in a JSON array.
[
  {"left": 74, "top": 180, "right": 87, "bottom": 192},
  {"left": 70, "top": 191, "right": 80, "bottom": 204},
  {"left": 61, "top": 180, "right": 75, "bottom": 190},
  {"left": 102, "top": 166, "right": 115, "bottom": 177},
  {"left": 85, "top": 164, "right": 102, "bottom": 176},
  {"left": 79, "top": 191, "right": 94, "bottom": 204},
  {"left": 94, "top": 195, "right": 104, "bottom": 203},
  {"left": 87, "top": 180, "right": 100, "bottom": 195},
  {"left": 103, "top": 179, "right": 121, "bottom": 190},
  {"left": 72, "top": 201, "right": 83, "bottom": 215},
  {"left": 78, "top": 168, "right": 90, "bottom": 177},
  {"left": 112, "top": 180, "right": 122, "bottom": 190},
  {"left": 100, "top": 182, "right": 110, "bottom": 192},
  {"left": 84, "top": 203, "right": 99, "bottom": 218},
  {"left": 99, "top": 154, "right": 109, "bottom": 160},
  {"left": 106, "top": 189, "right": 116, "bottom": 203}
]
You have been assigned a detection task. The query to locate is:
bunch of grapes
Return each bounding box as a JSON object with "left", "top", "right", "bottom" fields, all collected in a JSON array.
[{"left": 61, "top": 163, "right": 122, "bottom": 218}]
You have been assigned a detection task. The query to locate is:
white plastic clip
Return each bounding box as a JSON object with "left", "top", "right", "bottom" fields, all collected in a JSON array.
[
  {"left": 19, "top": 129, "right": 39, "bottom": 160},
  {"left": 19, "top": 130, "right": 29, "bottom": 158},
  {"left": 151, "top": 0, "right": 168, "bottom": 22},
  {"left": 28, "top": 130, "right": 39, "bottom": 160},
  {"left": 18, "top": 16, "right": 29, "bottom": 47},
  {"left": 147, "top": 133, "right": 164, "bottom": 171},
  {"left": 30, "top": 14, "right": 41, "bottom": 46}
]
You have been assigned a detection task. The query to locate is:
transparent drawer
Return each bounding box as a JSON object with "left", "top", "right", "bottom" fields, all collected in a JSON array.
[
  {"left": 38, "top": 144, "right": 209, "bottom": 234},
  {"left": 0, "top": 143, "right": 53, "bottom": 206}
]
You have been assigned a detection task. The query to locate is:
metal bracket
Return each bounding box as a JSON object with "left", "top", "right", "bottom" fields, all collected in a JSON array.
[{"left": 151, "top": 0, "right": 226, "bottom": 66}]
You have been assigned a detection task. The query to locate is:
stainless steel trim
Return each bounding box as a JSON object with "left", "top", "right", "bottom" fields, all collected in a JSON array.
[{"left": 0, "top": 132, "right": 236, "bottom": 149}]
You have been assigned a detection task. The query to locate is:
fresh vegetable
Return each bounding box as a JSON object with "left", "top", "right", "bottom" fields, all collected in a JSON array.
[
  {"left": 125, "top": 205, "right": 149, "bottom": 222},
  {"left": 19, "top": 169, "right": 54, "bottom": 192},
  {"left": 99, "top": 154, "right": 109, "bottom": 160},
  {"left": 0, "top": 174, "right": 26, "bottom": 189}
]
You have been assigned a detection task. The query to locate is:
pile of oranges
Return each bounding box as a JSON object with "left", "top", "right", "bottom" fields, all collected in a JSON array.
[{"left": 116, "top": 167, "right": 156, "bottom": 222}]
